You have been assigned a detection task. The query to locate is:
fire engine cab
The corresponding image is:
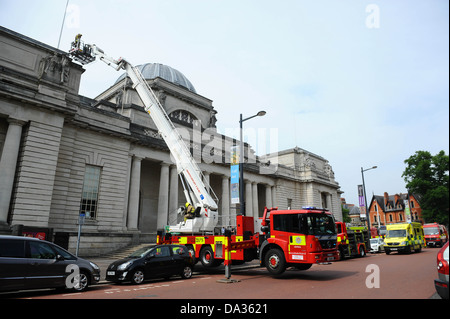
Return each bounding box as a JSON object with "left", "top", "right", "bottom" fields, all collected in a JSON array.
[{"left": 259, "top": 207, "right": 338, "bottom": 275}]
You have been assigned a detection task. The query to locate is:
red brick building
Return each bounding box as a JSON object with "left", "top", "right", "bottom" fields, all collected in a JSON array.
[{"left": 368, "top": 192, "right": 424, "bottom": 227}]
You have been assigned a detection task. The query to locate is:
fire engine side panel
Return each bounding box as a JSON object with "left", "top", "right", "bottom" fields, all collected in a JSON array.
[
  {"left": 170, "top": 235, "right": 246, "bottom": 261},
  {"left": 236, "top": 215, "right": 255, "bottom": 236}
]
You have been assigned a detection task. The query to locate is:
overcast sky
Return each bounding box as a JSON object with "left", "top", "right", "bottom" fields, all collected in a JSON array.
[{"left": 1, "top": 0, "right": 448, "bottom": 206}]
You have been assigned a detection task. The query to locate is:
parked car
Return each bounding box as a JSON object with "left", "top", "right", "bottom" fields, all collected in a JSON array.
[
  {"left": 434, "top": 242, "right": 449, "bottom": 299},
  {"left": 0, "top": 235, "right": 100, "bottom": 293},
  {"left": 370, "top": 237, "right": 385, "bottom": 253},
  {"left": 106, "top": 244, "right": 194, "bottom": 284}
]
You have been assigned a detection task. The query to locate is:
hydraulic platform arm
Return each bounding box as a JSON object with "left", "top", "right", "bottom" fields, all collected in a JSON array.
[{"left": 69, "top": 39, "right": 219, "bottom": 233}]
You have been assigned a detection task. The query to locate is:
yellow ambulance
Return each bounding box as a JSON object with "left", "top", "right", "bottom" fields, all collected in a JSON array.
[{"left": 384, "top": 222, "right": 425, "bottom": 254}]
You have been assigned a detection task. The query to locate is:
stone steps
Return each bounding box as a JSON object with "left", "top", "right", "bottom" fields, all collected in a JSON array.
[{"left": 99, "top": 243, "right": 155, "bottom": 259}]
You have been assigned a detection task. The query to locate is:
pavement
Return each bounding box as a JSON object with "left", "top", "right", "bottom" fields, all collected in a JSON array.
[{"left": 89, "top": 258, "right": 117, "bottom": 283}]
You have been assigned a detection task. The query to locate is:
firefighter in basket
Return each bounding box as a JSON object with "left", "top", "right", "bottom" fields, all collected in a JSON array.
[
  {"left": 183, "top": 202, "right": 202, "bottom": 222},
  {"left": 72, "top": 33, "right": 82, "bottom": 51}
]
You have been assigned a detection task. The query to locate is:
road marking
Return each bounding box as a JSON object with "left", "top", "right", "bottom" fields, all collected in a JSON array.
[{"left": 103, "top": 282, "right": 173, "bottom": 295}]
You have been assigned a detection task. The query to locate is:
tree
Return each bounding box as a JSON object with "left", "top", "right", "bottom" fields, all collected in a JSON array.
[
  {"left": 341, "top": 205, "right": 351, "bottom": 223},
  {"left": 402, "top": 150, "right": 449, "bottom": 225}
]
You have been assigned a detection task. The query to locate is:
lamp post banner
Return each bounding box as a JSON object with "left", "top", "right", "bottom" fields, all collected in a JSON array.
[
  {"left": 358, "top": 184, "right": 366, "bottom": 218},
  {"left": 358, "top": 184, "right": 365, "bottom": 207},
  {"left": 230, "top": 146, "right": 240, "bottom": 204}
]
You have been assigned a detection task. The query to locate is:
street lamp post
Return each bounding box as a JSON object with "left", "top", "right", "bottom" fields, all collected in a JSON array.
[
  {"left": 239, "top": 111, "right": 266, "bottom": 216},
  {"left": 361, "top": 165, "right": 377, "bottom": 237}
]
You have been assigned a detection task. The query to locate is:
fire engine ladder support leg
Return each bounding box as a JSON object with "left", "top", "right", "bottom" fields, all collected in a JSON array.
[{"left": 217, "top": 237, "right": 240, "bottom": 284}]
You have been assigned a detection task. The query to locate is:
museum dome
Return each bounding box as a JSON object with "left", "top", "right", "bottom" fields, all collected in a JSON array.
[{"left": 115, "top": 63, "right": 196, "bottom": 93}]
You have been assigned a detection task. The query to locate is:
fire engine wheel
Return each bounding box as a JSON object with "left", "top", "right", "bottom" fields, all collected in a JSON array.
[
  {"left": 265, "top": 248, "right": 286, "bottom": 276},
  {"left": 358, "top": 247, "right": 366, "bottom": 257},
  {"left": 200, "top": 246, "right": 220, "bottom": 268},
  {"left": 338, "top": 247, "right": 347, "bottom": 260}
]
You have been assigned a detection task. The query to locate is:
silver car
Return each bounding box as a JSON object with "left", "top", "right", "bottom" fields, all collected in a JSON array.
[{"left": 370, "top": 238, "right": 385, "bottom": 253}]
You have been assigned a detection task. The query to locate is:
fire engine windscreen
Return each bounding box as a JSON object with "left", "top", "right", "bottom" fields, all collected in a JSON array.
[
  {"left": 424, "top": 227, "right": 440, "bottom": 235},
  {"left": 273, "top": 213, "right": 336, "bottom": 236}
]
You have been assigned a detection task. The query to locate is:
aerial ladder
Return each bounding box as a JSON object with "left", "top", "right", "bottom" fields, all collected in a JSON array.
[{"left": 69, "top": 36, "right": 218, "bottom": 234}]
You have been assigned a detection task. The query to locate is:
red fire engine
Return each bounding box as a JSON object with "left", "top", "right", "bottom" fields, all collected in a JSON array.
[
  {"left": 336, "top": 221, "right": 370, "bottom": 259},
  {"left": 158, "top": 207, "right": 338, "bottom": 276},
  {"left": 424, "top": 223, "right": 448, "bottom": 247}
]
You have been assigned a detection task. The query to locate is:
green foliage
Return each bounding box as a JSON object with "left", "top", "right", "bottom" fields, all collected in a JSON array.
[
  {"left": 402, "top": 150, "right": 449, "bottom": 225},
  {"left": 341, "top": 205, "right": 351, "bottom": 223}
]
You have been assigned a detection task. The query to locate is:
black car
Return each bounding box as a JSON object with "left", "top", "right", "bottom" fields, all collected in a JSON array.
[
  {"left": 0, "top": 235, "right": 100, "bottom": 293},
  {"left": 106, "top": 244, "right": 194, "bottom": 284}
]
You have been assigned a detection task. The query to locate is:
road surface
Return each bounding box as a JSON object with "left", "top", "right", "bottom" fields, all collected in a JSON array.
[{"left": 3, "top": 247, "right": 440, "bottom": 300}]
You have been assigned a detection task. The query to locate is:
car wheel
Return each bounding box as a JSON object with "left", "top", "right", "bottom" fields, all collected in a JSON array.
[
  {"left": 72, "top": 271, "right": 89, "bottom": 292},
  {"left": 181, "top": 265, "right": 193, "bottom": 279},
  {"left": 131, "top": 269, "right": 145, "bottom": 284}
]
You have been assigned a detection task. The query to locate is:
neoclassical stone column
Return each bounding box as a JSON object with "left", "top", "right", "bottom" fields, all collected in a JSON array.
[
  {"left": 265, "top": 184, "right": 273, "bottom": 209},
  {"left": 168, "top": 165, "right": 179, "bottom": 225},
  {"left": 127, "top": 156, "right": 142, "bottom": 230},
  {"left": 271, "top": 186, "right": 277, "bottom": 208},
  {"left": 203, "top": 171, "right": 210, "bottom": 194},
  {"left": 252, "top": 182, "right": 259, "bottom": 219},
  {"left": 0, "top": 119, "right": 25, "bottom": 225},
  {"left": 221, "top": 175, "right": 230, "bottom": 226},
  {"left": 245, "top": 180, "right": 253, "bottom": 217},
  {"left": 157, "top": 162, "right": 170, "bottom": 230},
  {"left": 326, "top": 193, "right": 332, "bottom": 211}
]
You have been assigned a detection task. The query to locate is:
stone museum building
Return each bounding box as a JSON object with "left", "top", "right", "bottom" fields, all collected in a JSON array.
[{"left": 0, "top": 26, "right": 342, "bottom": 256}]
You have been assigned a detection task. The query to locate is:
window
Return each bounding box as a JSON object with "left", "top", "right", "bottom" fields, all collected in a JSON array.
[
  {"left": 0, "top": 239, "right": 25, "bottom": 258},
  {"left": 273, "top": 214, "right": 303, "bottom": 234},
  {"left": 80, "top": 165, "right": 101, "bottom": 219},
  {"left": 389, "top": 214, "right": 393, "bottom": 222},
  {"left": 410, "top": 201, "right": 415, "bottom": 208},
  {"left": 152, "top": 246, "right": 170, "bottom": 257},
  {"left": 172, "top": 246, "right": 185, "bottom": 255},
  {"left": 287, "top": 198, "right": 292, "bottom": 210},
  {"left": 170, "top": 110, "right": 197, "bottom": 125},
  {"left": 29, "top": 241, "right": 56, "bottom": 259},
  {"left": 321, "top": 193, "right": 328, "bottom": 209},
  {"left": 399, "top": 214, "right": 403, "bottom": 221},
  {"left": 424, "top": 227, "right": 439, "bottom": 235},
  {"left": 52, "top": 245, "right": 76, "bottom": 260},
  {"left": 387, "top": 229, "right": 406, "bottom": 238}
]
